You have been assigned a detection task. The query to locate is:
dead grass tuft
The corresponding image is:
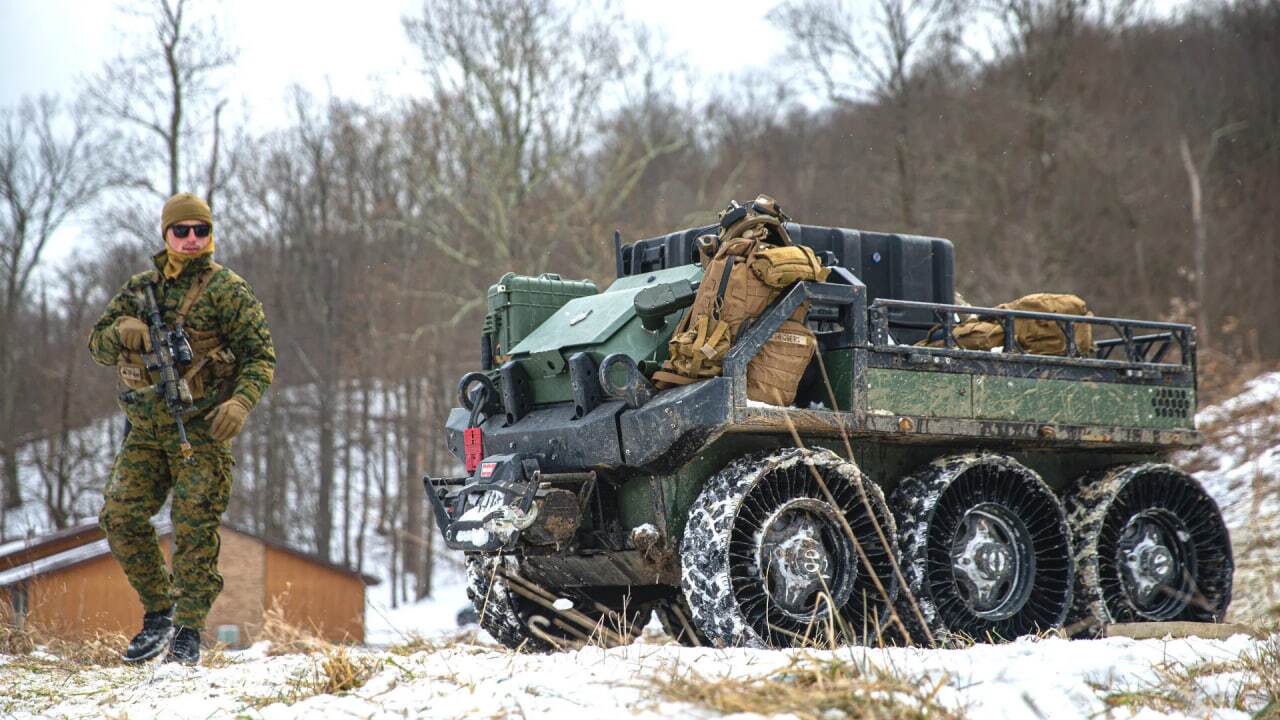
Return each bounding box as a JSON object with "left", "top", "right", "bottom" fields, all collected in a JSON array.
[
  {"left": 239, "top": 644, "right": 381, "bottom": 709},
  {"left": 384, "top": 628, "right": 483, "bottom": 656},
  {"left": 313, "top": 644, "right": 380, "bottom": 694},
  {"left": 255, "top": 593, "right": 332, "bottom": 655},
  {"left": 1096, "top": 637, "right": 1280, "bottom": 717},
  {"left": 41, "top": 630, "right": 131, "bottom": 667},
  {"left": 0, "top": 606, "right": 37, "bottom": 656},
  {"left": 201, "top": 641, "right": 243, "bottom": 669},
  {"left": 0, "top": 605, "right": 129, "bottom": 667},
  {"left": 655, "top": 653, "right": 961, "bottom": 720}
]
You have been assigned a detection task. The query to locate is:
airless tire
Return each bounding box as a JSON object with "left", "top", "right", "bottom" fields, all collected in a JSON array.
[
  {"left": 892, "top": 453, "right": 1074, "bottom": 644},
  {"left": 1065, "top": 463, "right": 1232, "bottom": 635},
  {"left": 681, "top": 447, "right": 899, "bottom": 648}
]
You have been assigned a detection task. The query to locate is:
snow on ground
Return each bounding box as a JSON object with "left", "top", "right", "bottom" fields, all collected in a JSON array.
[
  {"left": 1182, "top": 370, "right": 1280, "bottom": 627},
  {"left": 364, "top": 567, "right": 470, "bottom": 647},
  {"left": 5, "top": 372, "right": 1280, "bottom": 718},
  {"left": 1, "top": 633, "right": 1274, "bottom": 719}
]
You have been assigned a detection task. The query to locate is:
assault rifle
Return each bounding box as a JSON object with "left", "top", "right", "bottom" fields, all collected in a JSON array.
[{"left": 119, "top": 284, "right": 197, "bottom": 464}]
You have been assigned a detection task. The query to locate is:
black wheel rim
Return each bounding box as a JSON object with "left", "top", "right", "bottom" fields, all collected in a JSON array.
[
  {"left": 925, "top": 462, "right": 1071, "bottom": 639},
  {"left": 1095, "top": 467, "right": 1232, "bottom": 622},
  {"left": 728, "top": 459, "right": 896, "bottom": 646},
  {"left": 949, "top": 503, "right": 1035, "bottom": 621},
  {"left": 756, "top": 498, "right": 856, "bottom": 620}
]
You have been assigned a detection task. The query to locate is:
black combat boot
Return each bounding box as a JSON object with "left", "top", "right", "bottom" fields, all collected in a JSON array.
[
  {"left": 165, "top": 626, "right": 201, "bottom": 666},
  {"left": 123, "top": 606, "right": 175, "bottom": 663}
]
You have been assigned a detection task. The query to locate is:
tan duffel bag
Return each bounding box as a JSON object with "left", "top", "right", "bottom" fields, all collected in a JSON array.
[
  {"left": 918, "top": 293, "right": 1094, "bottom": 355},
  {"left": 1001, "top": 293, "right": 1094, "bottom": 356}
]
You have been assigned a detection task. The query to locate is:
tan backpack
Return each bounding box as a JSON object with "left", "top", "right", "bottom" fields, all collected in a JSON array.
[{"left": 651, "top": 197, "right": 829, "bottom": 405}]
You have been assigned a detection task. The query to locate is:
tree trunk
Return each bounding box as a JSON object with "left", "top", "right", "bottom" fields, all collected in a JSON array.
[
  {"left": 264, "top": 400, "right": 287, "bottom": 540},
  {"left": 315, "top": 384, "right": 335, "bottom": 561},
  {"left": 356, "top": 380, "right": 372, "bottom": 574},
  {"left": 341, "top": 388, "right": 352, "bottom": 568},
  {"left": 1179, "top": 135, "right": 1210, "bottom": 346}
]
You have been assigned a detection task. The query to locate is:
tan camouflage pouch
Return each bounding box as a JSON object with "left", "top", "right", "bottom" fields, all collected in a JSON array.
[
  {"left": 748, "top": 245, "right": 830, "bottom": 288},
  {"left": 117, "top": 350, "right": 152, "bottom": 390},
  {"left": 746, "top": 319, "right": 817, "bottom": 405}
]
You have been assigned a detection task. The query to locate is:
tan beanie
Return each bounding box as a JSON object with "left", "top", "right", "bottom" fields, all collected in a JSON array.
[{"left": 160, "top": 193, "right": 213, "bottom": 239}]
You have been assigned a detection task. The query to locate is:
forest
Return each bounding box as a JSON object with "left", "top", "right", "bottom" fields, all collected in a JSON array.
[{"left": 1, "top": 0, "right": 1276, "bottom": 608}]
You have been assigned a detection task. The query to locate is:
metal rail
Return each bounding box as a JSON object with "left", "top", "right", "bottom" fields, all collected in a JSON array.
[{"left": 868, "top": 298, "right": 1195, "bottom": 368}]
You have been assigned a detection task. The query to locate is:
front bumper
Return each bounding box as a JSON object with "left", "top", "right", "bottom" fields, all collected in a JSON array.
[{"left": 425, "top": 454, "right": 586, "bottom": 552}]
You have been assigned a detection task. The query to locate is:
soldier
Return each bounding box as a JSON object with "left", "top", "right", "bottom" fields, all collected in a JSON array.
[{"left": 87, "top": 193, "right": 275, "bottom": 665}]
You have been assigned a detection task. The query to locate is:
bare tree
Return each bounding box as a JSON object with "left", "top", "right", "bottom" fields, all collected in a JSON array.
[
  {"left": 1178, "top": 122, "right": 1247, "bottom": 347},
  {"left": 0, "top": 95, "right": 110, "bottom": 524},
  {"left": 87, "top": 0, "right": 236, "bottom": 233},
  {"left": 402, "top": 0, "right": 661, "bottom": 293},
  {"left": 31, "top": 265, "right": 108, "bottom": 529},
  {"left": 774, "top": 0, "right": 963, "bottom": 227}
]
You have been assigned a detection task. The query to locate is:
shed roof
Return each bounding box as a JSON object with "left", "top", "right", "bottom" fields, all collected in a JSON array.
[
  {"left": 0, "top": 538, "right": 112, "bottom": 586},
  {"left": 0, "top": 520, "right": 380, "bottom": 588}
]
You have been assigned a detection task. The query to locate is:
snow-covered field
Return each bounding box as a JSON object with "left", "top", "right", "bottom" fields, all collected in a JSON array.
[
  {"left": 2, "top": 631, "right": 1276, "bottom": 719},
  {"left": 3, "top": 372, "right": 1279, "bottom": 719}
]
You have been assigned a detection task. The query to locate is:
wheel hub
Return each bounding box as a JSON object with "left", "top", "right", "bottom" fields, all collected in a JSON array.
[
  {"left": 756, "top": 498, "right": 853, "bottom": 618},
  {"left": 1117, "top": 512, "right": 1190, "bottom": 613},
  {"left": 950, "top": 505, "right": 1034, "bottom": 619}
]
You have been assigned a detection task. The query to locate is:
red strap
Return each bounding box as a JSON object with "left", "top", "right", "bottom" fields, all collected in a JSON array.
[{"left": 464, "top": 428, "right": 484, "bottom": 473}]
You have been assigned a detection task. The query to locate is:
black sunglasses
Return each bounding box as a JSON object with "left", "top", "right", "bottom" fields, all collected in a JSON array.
[{"left": 171, "top": 224, "right": 212, "bottom": 239}]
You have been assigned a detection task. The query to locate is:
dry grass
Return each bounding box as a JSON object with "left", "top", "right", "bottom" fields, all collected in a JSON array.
[
  {"left": 0, "top": 608, "right": 37, "bottom": 656},
  {"left": 255, "top": 593, "right": 334, "bottom": 655},
  {"left": 384, "top": 628, "right": 484, "bottom": 656},
  {"left": 312, "top": 644, "right": 380, "bottom": 694},
  {"left": 0, "top": 604, "right": 129, "bottom": 668},
  {"left": 655, "top": 653, "right": 961, "bottom": 720},
  {"left": 1096, "top": 637, "right": 1280, "bottom": 718},
  {"left": 239, "top": 643, "right": 381, "bottom": 709}
]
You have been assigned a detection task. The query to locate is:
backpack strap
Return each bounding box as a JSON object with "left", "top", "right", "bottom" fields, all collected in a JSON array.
[
  {"left": 710, "top": 255, "right": 736, "bottom": 321},
  {"left": 175, "top": 261, "right": 223, "bottom": 326}
]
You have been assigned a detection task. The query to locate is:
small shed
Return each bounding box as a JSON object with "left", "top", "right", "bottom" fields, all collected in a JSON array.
[{"left": 0, "top": 520, "right": 377, "bottom": 647}]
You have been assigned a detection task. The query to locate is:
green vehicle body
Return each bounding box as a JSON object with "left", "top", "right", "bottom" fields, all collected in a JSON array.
[{"left": 427, "top": 219, "right": 1218, "bottom": 647}]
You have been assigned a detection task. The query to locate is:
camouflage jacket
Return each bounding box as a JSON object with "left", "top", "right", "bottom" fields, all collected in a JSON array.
[{"left": 88, "top": 250, "right": 276, "bottom": 426}]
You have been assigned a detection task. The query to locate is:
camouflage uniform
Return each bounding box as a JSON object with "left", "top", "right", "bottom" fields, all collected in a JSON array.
[{"left": 88, "top": 250, "right": 275, "bottom": 630}]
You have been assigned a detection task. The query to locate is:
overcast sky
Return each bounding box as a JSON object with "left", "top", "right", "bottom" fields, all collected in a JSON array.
[
  {"left": 0, "top": 0, "right": 1189, "bottom": 268},
  {"left": 0, "top": 0, "right": 786, "bottom": 266},
  {"left": 0, "top": 0, "right": 784, "bottom": 127}
]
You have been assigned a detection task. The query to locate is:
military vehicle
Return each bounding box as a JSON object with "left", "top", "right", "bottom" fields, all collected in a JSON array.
[{"left": 425, "top": 210, "right": 1232, "bottom": 650}]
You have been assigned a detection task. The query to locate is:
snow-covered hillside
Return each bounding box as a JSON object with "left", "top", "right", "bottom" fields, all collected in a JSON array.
[{"left": 1183, "top": 371, "right": 1280, "bottom": 629}]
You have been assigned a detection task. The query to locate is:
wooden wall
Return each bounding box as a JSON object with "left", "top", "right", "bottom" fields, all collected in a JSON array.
[
  {"left": 3, "top": 530, "right": 366, "bottom": 645},
  {"left": 263, "top": 547, "right": 365, "bottom": 643},
  {"left": 203, "top": 529, "right": 266, "bottom": 646},
  {"left": 22, "top": 552, "right": 162, "bottom": 639}
]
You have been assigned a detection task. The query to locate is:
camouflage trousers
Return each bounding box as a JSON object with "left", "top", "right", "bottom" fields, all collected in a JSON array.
[{"left": 99, "top": 414, "right": 233, "bottom": 630}]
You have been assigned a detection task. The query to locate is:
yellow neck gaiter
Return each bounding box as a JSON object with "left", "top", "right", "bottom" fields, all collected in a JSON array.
[{"left": 163, "top": 238, "right": 216, "bottom": 280}]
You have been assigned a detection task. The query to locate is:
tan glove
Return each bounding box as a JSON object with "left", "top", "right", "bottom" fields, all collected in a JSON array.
[
  {"left": 206, "top": 396, "right": 251, "bottom": 442},
  {"left": 115, "top": 316, "right": 151, "bottom": 352}
]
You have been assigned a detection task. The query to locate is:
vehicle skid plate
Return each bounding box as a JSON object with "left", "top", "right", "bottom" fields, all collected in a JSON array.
[{"left": 425, "top": 454, "right": 541, "bottom": 552}]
